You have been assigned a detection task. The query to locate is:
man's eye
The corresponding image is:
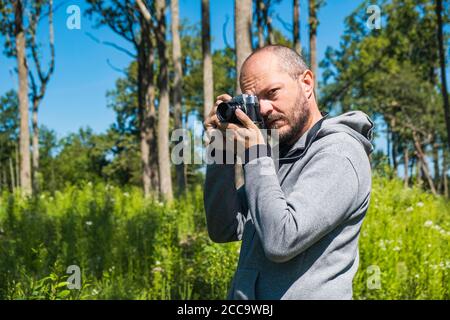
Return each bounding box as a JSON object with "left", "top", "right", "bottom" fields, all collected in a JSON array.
[{"left": 268, "top": 89, "right": 279, "bottom": 97}]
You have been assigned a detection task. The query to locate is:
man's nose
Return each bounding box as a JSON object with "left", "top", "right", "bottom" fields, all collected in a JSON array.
[{"left": 259, "top": 99, "right": 273, "bottom": 117}]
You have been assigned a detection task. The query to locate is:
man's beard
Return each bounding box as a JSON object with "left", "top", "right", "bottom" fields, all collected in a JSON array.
[{"left": 267, "top": 91, "right": 311, "bottom": 150}]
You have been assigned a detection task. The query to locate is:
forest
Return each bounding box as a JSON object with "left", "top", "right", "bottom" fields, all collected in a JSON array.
[{"left": 0, "top": 0, "right": 449, "bottom": 299}]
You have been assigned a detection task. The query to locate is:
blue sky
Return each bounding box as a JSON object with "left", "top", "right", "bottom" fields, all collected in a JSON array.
[{"left": 0, "top": 0, "right": 375, "bottom": 141}]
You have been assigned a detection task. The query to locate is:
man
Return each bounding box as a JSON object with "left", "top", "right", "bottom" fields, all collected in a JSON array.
[{"left": 203, "top": 45, "right": 373, "bottom": 300}]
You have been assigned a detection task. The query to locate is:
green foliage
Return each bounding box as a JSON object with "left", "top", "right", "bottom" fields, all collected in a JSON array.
[{"left": 0, "top": 176, "right": 448, "bottom": 300}]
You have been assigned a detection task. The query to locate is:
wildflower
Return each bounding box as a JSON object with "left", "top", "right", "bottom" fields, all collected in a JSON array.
[
  {"left": 86, "top": 221, "right": 93, "bottom": 226},
  {"left": 152, "top": 267, "right": 163, "bottom": 273},
  {"left": 393, "top": 246, "right": 401, "bottom": 252},
  {"left": 406, "top": 207, "right": 413, "bottom": 212},
  {"left": 415, "top": 274, "right": 420, "bottom": 278},
  {"left": 123, "top": 192, "right": 130, "bottom": 198},
  {"left": 424, "top": 220, "right": 433, "bottom": 228},
  {"left": 155, "top": 260, "right": 161, "bottom": 265},
  {"left": 416, "top": 202, "right": 424, "bottom": 207}
]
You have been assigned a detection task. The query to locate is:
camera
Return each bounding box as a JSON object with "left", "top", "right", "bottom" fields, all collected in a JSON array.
[{"left": 216, "top": 94, "right": 265, "bottom": 128}]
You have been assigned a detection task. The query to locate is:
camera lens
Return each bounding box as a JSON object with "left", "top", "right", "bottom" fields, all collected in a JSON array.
[{"left": 217, "top": 102, "right": 236, "bottom": 122}]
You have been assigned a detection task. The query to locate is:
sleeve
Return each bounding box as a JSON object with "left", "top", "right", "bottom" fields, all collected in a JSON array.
[
  {"left": 242, "top": 151, "right": 359, "bottom": 263},
  {"left": 203, "top": 157, "right": 249, "bottom": 243}
]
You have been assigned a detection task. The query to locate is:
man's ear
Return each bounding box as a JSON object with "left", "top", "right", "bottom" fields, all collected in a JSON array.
[{"left": 299, "top": 70, "right": 314, "bottom": 99}]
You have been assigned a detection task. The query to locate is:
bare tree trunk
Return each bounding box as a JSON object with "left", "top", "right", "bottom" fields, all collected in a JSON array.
[
  {"left": 293, "top": 0, "right": 301, "bottom": 54},
  {"left": 171, "top": 0, "right": 186, "bottom": 195},
  {"left": 9, "top": 157, "right": 16, "bottom": 192},
  {"left": 443, "top": 151, "right": 448, "bottom": 197},
  {"left": 29, "top": 0, "right": 55, "bottom": 194},
  {"left": 431, "top": 137, "right": 440, "bottom": 188},
  {"left": 156, "top": 0, "right": 173, "bottom": 201},
  {"left": 235, "top": 0, "right": 253, "bottom": 94},
  {"left": 14, "top": 0, "right": 32, "bottom": 195},
  {"left": 413, "top": 131, "right": 437, "bottom": 195},
  {"left": 137, "top": 28, "right": 152, "bottom": 198},
  {"left": 436, "top": 0, "right": 450, "bottom": 149},
  {"left": 403, "top": 146, "right": 409, "bottom": 188},
  {"left": 256, "top": 0, "right": 265, "bottom": 48},
  {"left": 136, "top": 4, "right": 160, "bottom": 198},
  {"left": 31, "top": 101, "right": 40, "bottom": 192},
  {"left": 202, "top": 0, "right": 214, "bottom": 119},
  {"left": 235, "top": 0, "right": 253, "bottom": 189},
  {"left": 392, "top": 131, "right": 398, "bottom": 174},
  {"left": 308, "top": 0, "right": 318, "bottom": 97}
]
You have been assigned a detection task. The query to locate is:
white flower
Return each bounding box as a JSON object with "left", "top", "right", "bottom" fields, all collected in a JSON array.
[
  {"left": 416, "top": 202, "right": 424, "bottom": 207},
  {"left": 424, "top": 220, "right": 433, "bottom": 227},
  {"left": 406, "top": 207, "right": 413, "bottom": 212},
  {"left": 415, "top": 274, "right": 420, "bottom": 278},
  {"left": 86, "top": 221, "right": 93, "bottom": 226},
  {"left": 155, "top": 260, "right": 161, "bottom": 265},
  {"left": 123, "top": 192, "right": 130, "bottom": 197},
  {"left": 393, "top": 246, "right": 401, "bottom": 252},
  {"left": 152, "top": 267, "right": 163, "bottom": 273}
]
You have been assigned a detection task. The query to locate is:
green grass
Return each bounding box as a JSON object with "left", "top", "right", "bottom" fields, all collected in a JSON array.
[{"left": 0, "top": 176, "right": 448, "bottom": 299}]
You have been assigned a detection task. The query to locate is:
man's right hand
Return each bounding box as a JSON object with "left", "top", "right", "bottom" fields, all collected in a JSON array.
[{"left": 203, "top": 94, "right": 233, "bottom": 151}]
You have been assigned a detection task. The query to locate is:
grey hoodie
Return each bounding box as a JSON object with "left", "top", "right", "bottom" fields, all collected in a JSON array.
[{"left": 203, "top": 111, "right": 374, "bottom": 300}]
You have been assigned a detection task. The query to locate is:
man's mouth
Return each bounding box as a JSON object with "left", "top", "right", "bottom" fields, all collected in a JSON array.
[{"left": 266, "top": 118, "right": 283, "bottom": 128}]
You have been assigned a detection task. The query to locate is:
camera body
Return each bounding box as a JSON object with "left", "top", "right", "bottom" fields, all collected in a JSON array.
[{"left": 216, "top": 94, "right": 265, "bottom": 128}]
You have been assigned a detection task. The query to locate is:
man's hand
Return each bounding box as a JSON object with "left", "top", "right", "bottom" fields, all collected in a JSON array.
[
  {"left": 203, "top": 94, "right": 233, "bottom": 152},
  {"left": 204, "top": 94, "right": 266, "bottom": 155}
]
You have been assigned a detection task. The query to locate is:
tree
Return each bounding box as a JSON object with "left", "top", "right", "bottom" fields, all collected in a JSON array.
[
  {"left": 171, "top": 0, "right": 186, "bottom": 194},
  {"left": 28, "top": 0, "right": 55, "bottom": 192},
  {"left": 436, "top": 0, "right": 450, "bottom": 149},
  {"left": 308, "top": 0, "right": 325, "bottom": 97},
  {"left": 293, "top": 0, "right": 301, "bottom": 54},
  {"left": 235, "top": 0, "right": 253, "bottom": 188},
  {"left": 13, "top": 0, "right": 32, "bottom": 195},
  {"left": 321, "top": 0, "right": 447, "bottom": 195},
  {"left": 155, "top": 0, "right": 173, "bottom": 201},
  {"left": 86, "top": 0, "right": 159, "bottom": 197},
  {"left": 235, "top": 0, "right": 253, "bottom": 94},
  {"left": 202, "top": 0, "right": 214, "bottom": 120}
]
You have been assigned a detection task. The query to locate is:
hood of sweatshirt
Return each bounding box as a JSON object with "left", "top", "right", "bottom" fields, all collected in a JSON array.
[{"left": 275, "top": 111, "right": 374, "bottom": 161}]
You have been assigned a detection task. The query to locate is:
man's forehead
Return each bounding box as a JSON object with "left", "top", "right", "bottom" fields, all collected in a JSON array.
[{"left": 243, "top": 51, "right": 280, "bottom": 74}]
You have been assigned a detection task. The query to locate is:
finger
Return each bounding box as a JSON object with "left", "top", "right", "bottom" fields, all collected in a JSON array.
[
  {"left": 235, "top": 109, "right": 256, "bottom": 129},
  {"left": 216, "top": 94, "right": 232, "bottom": 102}
]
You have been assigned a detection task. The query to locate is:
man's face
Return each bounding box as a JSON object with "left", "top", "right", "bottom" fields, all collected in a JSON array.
[{"left": 240, "top": 52, "right": 311, "bottom": 147}]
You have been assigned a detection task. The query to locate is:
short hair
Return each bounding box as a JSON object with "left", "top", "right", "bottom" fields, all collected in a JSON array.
[{"left": 240, "top": 45, "right": 309, "bottom": 83}]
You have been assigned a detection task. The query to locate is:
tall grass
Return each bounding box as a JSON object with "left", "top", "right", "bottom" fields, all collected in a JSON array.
[{"left": 0, "top": 176, "right": 448, "bottom": 299}]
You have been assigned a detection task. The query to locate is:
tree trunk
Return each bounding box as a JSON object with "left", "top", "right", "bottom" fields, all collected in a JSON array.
[
  {"left": 171, "top": 0, "right": 186, "bottom": 195},
  {"left": 403, "top": 146, "right": 409, "bottom": 188},
  {"left": 9, "top": 157, "right": 15, "bottom": 192},
  {"left": 235, "top": 0, "right": 253, "bottom": 94},
  {"left": 202, "top": 0, "right": 214, "bottom": 120},
  {"left": 392, "top": 131, "right": 398, "bottom": 174},
  {"left": 436, "top": 0, "right": 450, "bottom": 149},
  {"left": 137, "top": 29, "right": 152, "bottom": 198},
  {"left": 413, "top": 131, "right": 437, "bottom": 195},
  {"left": 431, "top": 136, "right": 440, "bottom": 187},
  {"left": 235, "top": 0, "right": 253, "bottom": 189},
  {"left": 293, "top": 0, "right": 301, "bottom": 54},
  {"left": 443, "top": 151, "right": 448, "bottom": 197},
  {"left": 156, "top": 0, "right": 173, "bottom": 201},
  {"left": 14, "top": 0, "right": 32, "bottom": 195},
  {"left": 256, "top": 0, "right": 265, "bottom": 48},
  {"left": 32, "top": 101, "right": 40, "bottom": 193},
  {"left": 308, "top": 0, "right": 318, "bottom": 97}
]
